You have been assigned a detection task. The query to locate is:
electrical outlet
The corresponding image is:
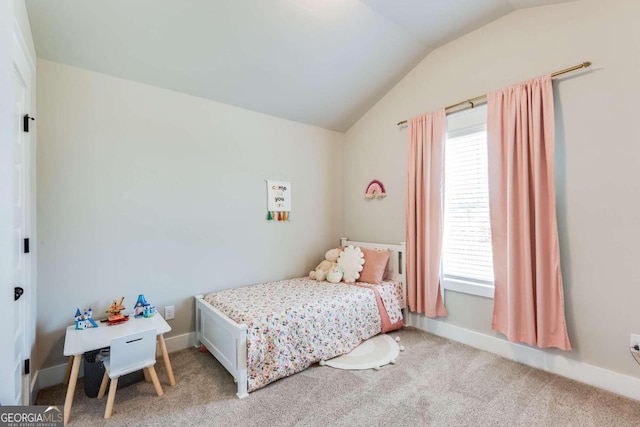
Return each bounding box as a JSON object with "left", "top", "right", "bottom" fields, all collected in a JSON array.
[
  {"left": 630, "top": 333, "right": 640, "bottom": 351},
  {"left": 164, "top": 305, "right": 175, "bottom": 320}
]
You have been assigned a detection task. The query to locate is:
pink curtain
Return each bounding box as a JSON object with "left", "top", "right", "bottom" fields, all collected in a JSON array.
[
  {"left": 406, "top": 110, "right": 448, "bottom": 317},
  {"left": 487, "top": 75, "right": 571, "bottom": 350}
]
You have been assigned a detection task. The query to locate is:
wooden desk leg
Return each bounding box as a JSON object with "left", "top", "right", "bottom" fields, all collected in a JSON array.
[
  {"left": 62, "top": 357, "right": 73, "bottom": 385},
  {"left": 158, "top": 335, "right": 176, "bottom": 386},
  {"left": 63, "top": 354, "right": 82, "bottom": 426}
]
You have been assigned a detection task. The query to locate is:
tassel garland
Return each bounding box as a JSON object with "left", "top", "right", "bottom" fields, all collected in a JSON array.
[{"left": 267, "top": 211, "right": 290, "bottom": 222}]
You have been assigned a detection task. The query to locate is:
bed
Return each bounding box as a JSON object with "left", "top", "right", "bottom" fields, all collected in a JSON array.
[{"left": 194, "top": 238, "right": 406, "bottom": 398}]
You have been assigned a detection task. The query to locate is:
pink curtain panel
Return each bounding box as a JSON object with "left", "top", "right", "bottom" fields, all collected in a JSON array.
[
  {"left": 406, "top": 110, "right": 448, "bottom": 318},
  {"left": 487, "top": 75, "right": 571, "bottom": 351}
]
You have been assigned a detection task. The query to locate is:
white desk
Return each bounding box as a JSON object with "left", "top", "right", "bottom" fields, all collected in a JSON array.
[{"left": 62, "top": 314, "right": 176, "bottom": 425}]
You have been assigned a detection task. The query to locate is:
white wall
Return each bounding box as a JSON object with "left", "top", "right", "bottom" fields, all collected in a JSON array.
[
  {"left": 344, "top": 0, "right": 640, "bottom": 377},
  {"left": 36, "top": 60, "right": 344, "bottom": 369}
]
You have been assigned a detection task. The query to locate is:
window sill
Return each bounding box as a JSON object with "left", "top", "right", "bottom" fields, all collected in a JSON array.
[{"left": 442, "top": 277, "right": 494, "bottom": 299}]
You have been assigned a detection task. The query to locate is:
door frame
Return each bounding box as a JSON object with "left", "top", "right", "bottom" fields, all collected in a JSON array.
[{"left": 13, "top": 18, "right": 36, "bottom": 405}]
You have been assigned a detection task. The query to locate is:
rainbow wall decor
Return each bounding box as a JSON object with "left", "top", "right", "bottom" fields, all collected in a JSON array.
[{"left": 364, "top": 180, "right": 386, "bottom": 199}]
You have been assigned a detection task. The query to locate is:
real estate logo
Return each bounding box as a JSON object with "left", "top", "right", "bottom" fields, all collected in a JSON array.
[{"left": 0, "top": 406, "right": 63, "bottom": 427}]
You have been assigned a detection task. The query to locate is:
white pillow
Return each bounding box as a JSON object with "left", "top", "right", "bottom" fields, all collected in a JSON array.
[{"left": 337, "top": 246, "right": 365, "bottom": 283}]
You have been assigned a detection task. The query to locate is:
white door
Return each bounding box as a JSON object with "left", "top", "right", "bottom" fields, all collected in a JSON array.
[{"left": 9, "top": 34, "right": 33, "bottom": 406}]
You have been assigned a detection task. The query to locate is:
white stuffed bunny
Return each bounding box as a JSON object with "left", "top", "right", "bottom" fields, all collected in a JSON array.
[
  {"left": 309, "top": 248, "right": 342, "bottom": 281},
  {"left": 326, "top": 266, "right": 344, "bottom": 283}
]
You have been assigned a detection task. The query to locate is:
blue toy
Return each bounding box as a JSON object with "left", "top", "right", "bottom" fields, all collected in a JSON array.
[
  {"left": 134, "top": 294, "right": 149, "bottom": 318},
  {"left": 143, "top": 304, "right": 156, "bottom": 318},
  {"left": 134, "top": 294, "right": 156, "bottom": 318},
  {"left": 74, "top": 307, "right": 98, "bottom": 330}
]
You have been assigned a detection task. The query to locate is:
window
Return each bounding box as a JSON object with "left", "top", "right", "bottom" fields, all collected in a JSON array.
[{"left": 442, "top": 105, "right": 494, "bottom": 298}]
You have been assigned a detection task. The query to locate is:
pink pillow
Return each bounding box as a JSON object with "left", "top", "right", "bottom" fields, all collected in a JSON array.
[{"left": 357, "top": 248, "right": 391, "bottom": 284}]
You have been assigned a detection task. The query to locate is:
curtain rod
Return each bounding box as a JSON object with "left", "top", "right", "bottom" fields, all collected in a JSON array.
[{"left": 396, "top": 61, "right": 592, "bottom": 127}]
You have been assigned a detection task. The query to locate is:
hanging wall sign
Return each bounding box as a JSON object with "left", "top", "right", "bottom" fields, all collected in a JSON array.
[
  {"left": 266, "top": 180, "right": 291, "bottom": 221},
  {"left": 365, "top": 179, "right": 387, "bottom": 199}
]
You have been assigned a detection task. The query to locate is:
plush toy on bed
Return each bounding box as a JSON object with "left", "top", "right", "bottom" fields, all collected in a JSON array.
[
  {"left": 309, "top": 248, "right": 342, "bottom": 281},
  {"left": 326, "top": 265, "right": 344, "bottom": 283},
  {"left": 337, "top": 245, "right": 365, "bottom": 283}
]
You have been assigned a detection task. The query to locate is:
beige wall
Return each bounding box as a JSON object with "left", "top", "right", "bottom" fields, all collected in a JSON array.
[
  {"left": 36, "top": 60, "right": 345, "bottom": 369},
  {"left": 344, "top": 0, "right": 640, "bottom": 376}
]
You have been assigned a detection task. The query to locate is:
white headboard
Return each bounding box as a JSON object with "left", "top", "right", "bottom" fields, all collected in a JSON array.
[{"left": 340, "top": 237, "right": 406, "bottom": 308}]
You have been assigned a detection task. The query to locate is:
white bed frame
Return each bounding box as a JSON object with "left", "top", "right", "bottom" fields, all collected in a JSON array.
[{"left": 194, "top": 238, "right": 406, "bottom": 398}]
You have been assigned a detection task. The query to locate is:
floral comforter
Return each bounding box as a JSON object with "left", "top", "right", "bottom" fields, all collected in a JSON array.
[{"left": 204, "top": 277, "right": 403, "bottom": 392}]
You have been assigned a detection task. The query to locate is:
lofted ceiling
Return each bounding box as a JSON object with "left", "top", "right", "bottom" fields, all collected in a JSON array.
[{"left": 26, "top": 0, "right": 573, "bottom": 132}]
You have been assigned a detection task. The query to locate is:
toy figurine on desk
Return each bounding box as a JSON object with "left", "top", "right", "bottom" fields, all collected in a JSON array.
[
  {"left": 74, "top": 307, "right": 99, "bottom": 330},
  {"left": 104, "top": 297, "right": 129, "bottom": 325},
  {"left": 133, "top": 294, "right": 147, "bottom": 318},
  {"left": 143, "top": 303, "right": 156, "bottom": 318},
  {"left": 134, "top": 294, "right": 155, "bottom": 318}
]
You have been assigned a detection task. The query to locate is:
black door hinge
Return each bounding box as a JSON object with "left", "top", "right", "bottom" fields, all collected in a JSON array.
[
  {"left": 23, "top": 114, "right": 35, "bottom": 133},
  {"left": 24, "top": 238, "right": 29, "bottom": 254},
  {"left": 24, "top": 359, "right": 30, "bottom": 375}
]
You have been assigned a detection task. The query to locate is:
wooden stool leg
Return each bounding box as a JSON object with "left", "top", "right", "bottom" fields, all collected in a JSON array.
[
  {"left": 63, "top": 354, "right": 82, "bottom": 426},
  {"left": 146, "top": 366, "right": 164, "bottom": 396},
  {"left": 158, "top": 335, "right": 176, "bottom": 386},
  {"left": 63, "top": 357, "right": 73, "bottom": 385},
  {"left": 97, "top": 371, "right": 109, "bottom": 399},
  {"left": 143, "top": 368, "right": 150, "bottom": 382},
  {"left": 104, "top": 377, "right": 119, "bottom": 419}
]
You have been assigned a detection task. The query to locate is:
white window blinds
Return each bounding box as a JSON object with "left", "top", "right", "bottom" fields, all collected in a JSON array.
[{"left": 443, "top": 106, "right": 494, "bottom": 285}]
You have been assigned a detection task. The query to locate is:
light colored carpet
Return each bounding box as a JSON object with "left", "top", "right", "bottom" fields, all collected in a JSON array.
[{"left": 37, "top": 328, "right": 640, "bottom": 426}]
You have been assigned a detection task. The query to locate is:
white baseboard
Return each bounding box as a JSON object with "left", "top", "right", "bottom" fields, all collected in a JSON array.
[
  {"left": 29, "top": 370, "right": 39, "bottom": 404},
  {"left": 406, "top": 313, "right": 640, "bottom": 401},
  {"left": 34, "top": 331, "right": 196, "bottom": 397},
  {"left": 162, "top": 331, "right": 197, "bottom": 354}
]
